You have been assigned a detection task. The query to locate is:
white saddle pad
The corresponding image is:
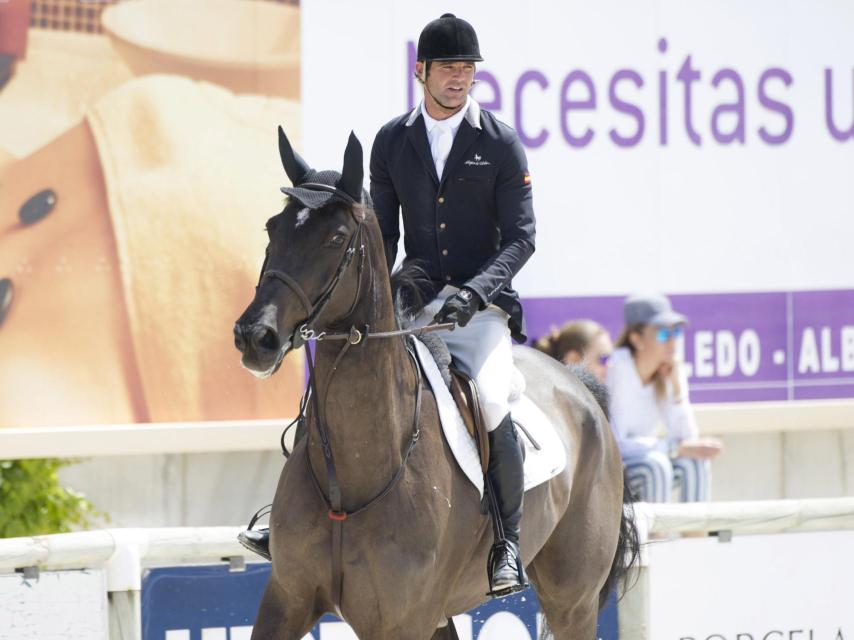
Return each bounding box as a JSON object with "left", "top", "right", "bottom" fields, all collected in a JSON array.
[{"left": 412, "top": 338, "right": 567, "bottom": 498}]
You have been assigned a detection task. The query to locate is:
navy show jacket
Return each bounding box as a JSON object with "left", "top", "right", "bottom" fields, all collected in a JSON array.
[{"left": 369, "top": 99, "right": 536, "bottom": 342}]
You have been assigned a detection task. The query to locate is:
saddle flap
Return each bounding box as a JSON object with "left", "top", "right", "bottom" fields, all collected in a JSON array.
[
  {"left": 410, "top": 338, "right": 567, "bottom": 498},
  {"left": 449, "top": 366, "right": 490, "bottom": 476}
]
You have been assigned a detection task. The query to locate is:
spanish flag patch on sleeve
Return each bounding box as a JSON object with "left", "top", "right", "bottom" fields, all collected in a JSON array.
[{"left": 523, "top": 172, "right": 531, "bottom": 185}]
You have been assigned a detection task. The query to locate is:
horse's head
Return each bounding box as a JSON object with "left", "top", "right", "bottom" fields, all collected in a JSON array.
[{"left": 234, "top": 127, "right": 369, "bottom": 378}]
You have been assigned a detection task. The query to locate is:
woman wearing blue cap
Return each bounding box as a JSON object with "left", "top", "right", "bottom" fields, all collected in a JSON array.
[{"left": 606, "top": 293, "right": 723, "bottom": 504}]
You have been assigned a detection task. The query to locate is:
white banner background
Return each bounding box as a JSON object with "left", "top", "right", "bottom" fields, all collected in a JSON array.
[
  {"left": 302, "top": 0, "right": 854, "bottom": 298},
  {"left": 648, "top": 531, "right": 854, "bottom": 638}
]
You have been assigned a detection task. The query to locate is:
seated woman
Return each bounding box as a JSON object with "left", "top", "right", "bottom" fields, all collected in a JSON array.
[
  {"left": 606, "top": 293, "right": 723, "bottom": 503},
  {"left": 533, "top": 319, "right": 613, "bottom": 384}
]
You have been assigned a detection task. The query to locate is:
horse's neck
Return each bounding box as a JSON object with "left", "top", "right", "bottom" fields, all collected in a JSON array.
[{"left": 307, "top": 255, "right": 418, "bottom": 511}]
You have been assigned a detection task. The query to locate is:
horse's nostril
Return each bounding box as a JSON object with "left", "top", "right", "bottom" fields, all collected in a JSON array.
[
  {"left": 234, "top": 324, "right": 247, "bottom": 352},
  {"left": 257, "top": 327, "right": 279, "bottom": 352}
]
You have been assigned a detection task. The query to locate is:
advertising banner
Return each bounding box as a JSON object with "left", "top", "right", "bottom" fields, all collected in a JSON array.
[
  {"left": 141, "top": 564, "right": 618, "bottom": 640},
  {"left": 647, "top": 530, "right": 854, "bottom": 639},
  {"left": 0, "top": 0, "right": 305, "bottom": 428},
  {"left": 525, "top": 289, "right": 854, "bottom": 402},
  {"left": 302, "top": 0, "right": 854, "bottom": 403},
  {"left": 2, "top": 0, "right": 852, "bottom": 430},
  {"left": 0, "top": 569, "right": 108, "bottom": 640}
]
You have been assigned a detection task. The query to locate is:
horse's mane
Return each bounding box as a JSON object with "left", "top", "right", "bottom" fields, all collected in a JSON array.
[
  {"left": 565, "top": 363, "right": 610, "bottom": 418},
  {"left": 389, "top": 260, "right": 433, "bottom": 327}
]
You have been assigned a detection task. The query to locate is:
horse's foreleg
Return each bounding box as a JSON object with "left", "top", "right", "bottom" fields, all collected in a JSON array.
[
  {"left": 429, "top": 619, "right": 460, "bottom": 640},
  {"left": 250, "top": 578, "right": 318, "bottom": 640},
  {"left": 529, "top": 560, "right": 601, "bottom": 639}
]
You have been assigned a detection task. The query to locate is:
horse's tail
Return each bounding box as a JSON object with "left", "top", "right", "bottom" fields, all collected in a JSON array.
[
  {"left": 565, "top": 363, "right": 641, "bottom": 610},
  {"left": 598, "top": 477, "right": 641, "bottom": 610}
]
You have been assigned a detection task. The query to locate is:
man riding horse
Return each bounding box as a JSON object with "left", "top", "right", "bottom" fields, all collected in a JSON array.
[
  {"left": 240, "top": 13, "right": 536, "bottom": 598},
  {"left": 372, "top": 13, "right": 536, "bottom": 596}
]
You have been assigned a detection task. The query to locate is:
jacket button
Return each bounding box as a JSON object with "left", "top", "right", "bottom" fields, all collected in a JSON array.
[
  {"left": 438, "top": 196, "right": 445, "bottom": 204},
  {"left": 439, "top": 223, "right": 447, "bottom": 230},
  {"left": 442, "top": 249, "right": 448, "bottom": 256}
]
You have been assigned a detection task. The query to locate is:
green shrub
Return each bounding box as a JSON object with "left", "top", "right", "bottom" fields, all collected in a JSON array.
[{"left": 0, "top": 459, "right": 102, "bottom": 538}]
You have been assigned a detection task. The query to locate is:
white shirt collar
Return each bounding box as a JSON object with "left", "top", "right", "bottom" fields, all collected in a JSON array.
[
  {"left": 421, "top": 95, "right": 469, "bottom": 133},
  {"left": 405, "top": 96, "right": 482, "bottom": 130}
]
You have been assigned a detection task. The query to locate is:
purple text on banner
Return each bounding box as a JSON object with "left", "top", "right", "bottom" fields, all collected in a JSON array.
[{"left": 521, "top": 289, "right": 854, "bottom": 404}]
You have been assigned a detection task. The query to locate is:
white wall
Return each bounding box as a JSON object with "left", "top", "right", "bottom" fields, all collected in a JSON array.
[{"left": 55, "top": 431, "right": 854, "bottom": 528}]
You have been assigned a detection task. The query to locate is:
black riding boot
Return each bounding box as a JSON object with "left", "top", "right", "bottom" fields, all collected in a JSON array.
[
  {"left": 238, "top": 527, "right": 270, "bottom": 560},
  {"left": 237, "top": 419, "right": 308, "bottom": 561},
  {"left": 486, "top": 414, "right": 528, "bottom": 597}
]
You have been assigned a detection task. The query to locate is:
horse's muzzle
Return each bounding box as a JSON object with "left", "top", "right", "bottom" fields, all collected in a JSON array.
[{"left": 234, "top": 321, "right": 287, "bottom": 375}]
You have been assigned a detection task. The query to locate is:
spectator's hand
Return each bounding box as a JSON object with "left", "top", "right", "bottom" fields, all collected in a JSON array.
[
  {"left": 677, "top": 438, "right": 724, "bottom": 460},
  {"left": 657, "top": 362, "right": 674, "bottom": 379},
  {"left": 432, "top": 288, "right": 479, "bottom": 328}
]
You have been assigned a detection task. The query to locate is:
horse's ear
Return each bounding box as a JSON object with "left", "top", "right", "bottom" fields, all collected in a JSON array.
[
  {"left": 278, "top": 125, "right": 311, "bottom": 186},
  {"left": 340, "top": 131, "right": 363, "bottom": 202}
]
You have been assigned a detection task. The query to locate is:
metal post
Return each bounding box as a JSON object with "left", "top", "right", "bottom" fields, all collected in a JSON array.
[
  {"left": 109, "top": 590, "right": 142, "bottom": 640},
  {"left": 106, "top": 531, "right": 146, "bottom": 640},
  {"left": 618, "top": 504, "right": 651, "bottom": 639},
  {"left": 617, "top": 565, "right": 650, "bottom": 640}
]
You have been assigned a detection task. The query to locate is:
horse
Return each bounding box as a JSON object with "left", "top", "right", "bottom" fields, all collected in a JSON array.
[{"left": 233, "top": 127, "right": 639, "bottom": 640}]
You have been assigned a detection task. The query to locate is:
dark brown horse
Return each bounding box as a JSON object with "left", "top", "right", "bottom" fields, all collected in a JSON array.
[{"left": 233, "top": 128, "right": 638, "bottom": 639}]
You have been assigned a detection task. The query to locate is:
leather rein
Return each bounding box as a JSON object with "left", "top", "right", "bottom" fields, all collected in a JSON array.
[{"left": 257, "top": 206, "right": 448, "bottom": 613}]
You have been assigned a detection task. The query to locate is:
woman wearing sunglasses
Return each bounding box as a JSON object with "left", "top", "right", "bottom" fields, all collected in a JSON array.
[
  {"left": 533, "top": 319, "right": 613, "bottom": 384},
  {"left": 606, "top": 293, "right": 723, "bottom": 504}
]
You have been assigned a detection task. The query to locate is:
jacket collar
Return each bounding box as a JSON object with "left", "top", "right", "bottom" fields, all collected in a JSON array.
[{"left": 405, "top": 97, "right": 482, "bottom": 130}]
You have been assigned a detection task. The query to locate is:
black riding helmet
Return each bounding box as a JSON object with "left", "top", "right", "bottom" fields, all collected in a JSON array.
[{"left": 417, "top": 13, "right": 483, "bottom": 62}]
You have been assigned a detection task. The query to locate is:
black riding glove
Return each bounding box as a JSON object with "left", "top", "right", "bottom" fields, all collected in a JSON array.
[{"left": 433, "top": 287, "right": 480, "bottom": 328}]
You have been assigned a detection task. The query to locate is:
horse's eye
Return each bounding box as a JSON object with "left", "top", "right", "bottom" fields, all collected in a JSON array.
[{"left": 326, "top": 233, "right": 346, "bottom": 248}]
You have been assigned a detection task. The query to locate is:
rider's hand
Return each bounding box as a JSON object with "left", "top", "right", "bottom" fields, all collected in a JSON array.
[
  {"left": 676, "top": 438, "right": 724, "bottom": 460},
  {"left": 433, "top": 288, "right": 480, "bottom": 328}
]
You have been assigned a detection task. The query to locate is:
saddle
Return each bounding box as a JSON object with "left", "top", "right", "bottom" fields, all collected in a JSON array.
[{"left": 448, "top": 366, "right": 490, "bottom": 476}]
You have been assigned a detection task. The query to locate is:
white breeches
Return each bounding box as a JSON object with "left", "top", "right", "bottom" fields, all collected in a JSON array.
[{"left": 414, "top": 286, "right": 513, "bottom": 431}]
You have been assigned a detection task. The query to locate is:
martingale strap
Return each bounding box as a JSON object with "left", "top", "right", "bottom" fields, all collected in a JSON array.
[{"left": 304, "top": 338, "right": 423, "bottom": 613}]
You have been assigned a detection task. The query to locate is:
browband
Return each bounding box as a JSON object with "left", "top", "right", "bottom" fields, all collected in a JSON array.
[{"left": 298, "top": 182, "right": 358, "bottom": 205}]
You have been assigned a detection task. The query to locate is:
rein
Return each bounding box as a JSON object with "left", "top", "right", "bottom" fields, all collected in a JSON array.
[
  {"left": 299, "top": 321, "right": 456, "bottom": 345},
  {"left": 258, "top": 206, "right": 437, "bottom": 614}
]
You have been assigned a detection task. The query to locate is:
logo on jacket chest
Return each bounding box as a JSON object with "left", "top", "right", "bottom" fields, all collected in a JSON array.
[{"left": 464, "top": 153, "right": 491, "bottom": 167}]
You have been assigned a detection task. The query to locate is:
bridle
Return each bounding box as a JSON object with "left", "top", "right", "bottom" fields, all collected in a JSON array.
[
  {"left": 258, "top": 201, "right": 368, "bottom": 350},
  {"left": 254, "top": 196, "right": 449, "bottom": 613}
]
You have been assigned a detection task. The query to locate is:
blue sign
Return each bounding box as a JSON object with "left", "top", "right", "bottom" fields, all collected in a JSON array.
[{"left": 141, "top": 564, "right": 618, "bottom": 640}]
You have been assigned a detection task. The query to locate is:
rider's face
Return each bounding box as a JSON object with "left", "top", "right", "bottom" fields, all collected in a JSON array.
[{"left": 418, "top": 60, "right": 475, "bottom": 116}]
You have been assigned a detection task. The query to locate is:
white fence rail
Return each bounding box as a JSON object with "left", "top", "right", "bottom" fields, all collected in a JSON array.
[
  {"left": 2, "top": 399, "right": 853, "bottom": 461},
  {"left": 638, "top": 496, "right": 854, "bottom": 535},
  {"left": 0, "top": 527, "right": 247, "bottom": 640},
  {"left": 2, "top": 498, "right": 854, "bottom": 640}
]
